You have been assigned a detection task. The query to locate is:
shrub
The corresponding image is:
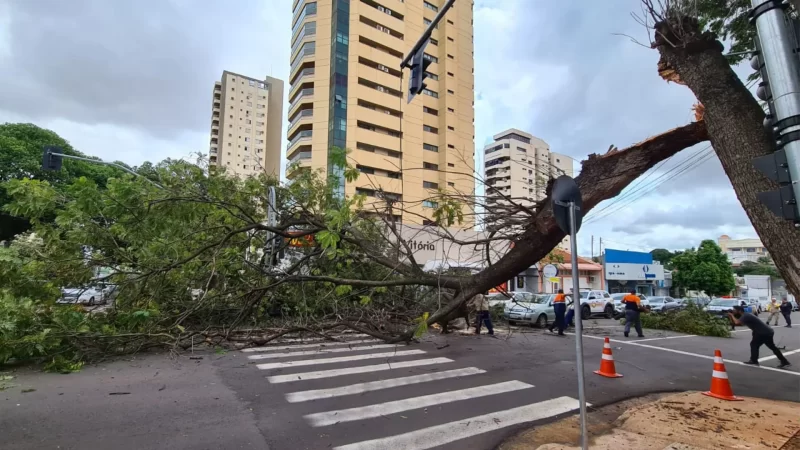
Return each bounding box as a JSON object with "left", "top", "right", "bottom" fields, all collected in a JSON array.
[{"left": 620, "top": 303, "right": 731, "bottom": 337}]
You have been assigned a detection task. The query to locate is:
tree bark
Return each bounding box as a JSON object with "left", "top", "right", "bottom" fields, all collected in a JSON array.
[
  {"left": 651, "top": 17, "right": 800, "bottom": 297},
  {"left": 417, "top": 121, "right": 709, "bottom": 334}
]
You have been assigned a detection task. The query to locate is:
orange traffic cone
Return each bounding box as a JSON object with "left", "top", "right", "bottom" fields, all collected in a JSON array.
[
  {"left": 702, "top": 349, "right": 743, "bottom": 401},
  {"left": 594, "top": 337, "right": 623, "bottom": 378}
]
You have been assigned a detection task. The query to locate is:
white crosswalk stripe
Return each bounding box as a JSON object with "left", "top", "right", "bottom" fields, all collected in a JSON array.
[
  {"left": 333, "top": 396, "right": 584, "bottom": 450},
  {"left": 247, "top": 334, "right": 580, "bottom": 450},
  {"left": 247, "top": 344, "right": 399, "bottom": 360},
  {"left": 267, "top": 357, "right": 453, "bottom": 383},
  {"left": 305, "top": 380, "right": 534, "bottom": 427},
  {"left": 243, "top": 338, "right": 379, "bottom": 352},
  {"left": 285, "top": 367, "right": 487, "bottom": 403},
  {"left": 255, "top": 349, "right": 425, "bottom": 370}
]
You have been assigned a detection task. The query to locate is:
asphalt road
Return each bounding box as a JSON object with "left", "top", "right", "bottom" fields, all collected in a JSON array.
[{"left": 2, "top": 320, "right": 798, "bottom": 450}]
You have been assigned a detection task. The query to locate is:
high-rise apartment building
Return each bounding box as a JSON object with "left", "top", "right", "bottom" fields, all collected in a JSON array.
[
  {"left": 287, "top": 0, "right": 475, "bottom": 226},
  {"left": 483, "top": 129, "right": 573, "bottom": 231},
  {"left": 210, "top": 71, "right": 284, "bottom": 177}
]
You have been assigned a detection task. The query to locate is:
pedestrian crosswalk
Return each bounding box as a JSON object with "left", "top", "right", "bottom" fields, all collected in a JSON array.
[{"left": 245, "top": 333, "right": 582, "bottom": 449}]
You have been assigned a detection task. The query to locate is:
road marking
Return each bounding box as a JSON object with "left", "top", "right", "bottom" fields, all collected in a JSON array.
[
  {"left": 247, "top": 344, "right": 398, "bottom": 360},
  {"left": 306, "top": 380, "right": 533, "bottom": 427},
  {"left": 759, "top": 348, "right": 800, "bottom": 362},
  {"left": 333, "top": 396, "right": 583, "bottom": 450},
  {"left": 242, "top": 338, "right": 379, "bottom": 352},
  {"left": 267, "top": 357, "right": 453, "bottom": 383},
  {"left": 574, "top": 334, "right": 800, "bottom": 377},
  {"left": 286, "top": 367, "right": 487, "bottom": 403},
  {"left": 635, "top": 334, "right": 697, "bottom": 342},
  {"left": 256, "top": 350, "right": 426, "bottom": 370}
]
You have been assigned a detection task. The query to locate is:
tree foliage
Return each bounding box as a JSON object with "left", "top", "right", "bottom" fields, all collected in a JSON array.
[
  {"left": 650, "top": 248, "right": 682, "bottom": 268},
  {"left": 734, "top": 258, "right": 780, "bottom": 277},
  {"left": 671, "top": 240, "right": 736, "bottom": 296},
  {"left": 0, "top": 123, "right": 127, "bottom": 240}
]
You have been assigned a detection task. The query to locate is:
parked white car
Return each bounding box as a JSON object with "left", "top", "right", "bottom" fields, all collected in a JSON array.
[
  {"left": 486, "top": 291, "right": 535, "bottom": 307},
  {"left": 58, "top": 285, "right": 116, "bottom": 306},
  {"left": 611, "top": 293, "right": 649, "bottom": 318},
  {"left": 504, "top": 293, "right": 571, "bottom": 327},
  {"left": 575, "top": 289, "right": 616, "bottom": 319}
]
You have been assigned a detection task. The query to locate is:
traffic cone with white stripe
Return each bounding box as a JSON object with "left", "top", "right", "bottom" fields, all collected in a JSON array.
[
  {"left": 702, "top": 349, "right": 743, "bottom": 401},
  {"left": 593, "top": 337, "right": 623, "bottom": 378}
]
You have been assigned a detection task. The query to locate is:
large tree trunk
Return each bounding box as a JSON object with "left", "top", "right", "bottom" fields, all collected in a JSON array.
[
  {"left": 408, "top": 121, "right": 709, "bottom": 339},
  {"left": 650, "top": 17, "right": 800, "bottom": 297}
]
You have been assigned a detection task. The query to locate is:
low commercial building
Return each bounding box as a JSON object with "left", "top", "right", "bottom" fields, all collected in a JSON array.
[
  {"left": 718, "top": 235, "right": 769, "bottom": 265},
  {"left": 602, "top": 249, "right": 665, "bottom": 296}
]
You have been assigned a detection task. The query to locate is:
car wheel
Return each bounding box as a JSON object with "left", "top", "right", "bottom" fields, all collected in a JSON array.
[
  {"left": 535, "top": 314, "right": 547, "bottom": 328},
  {"left": 581, "top": 305, "right": 591, "bottom": 320},
  {"left": 604, "top": 304, "right": 614, "bottom": 319},
  {"left": 88, "top": 296, "right": 95, "bottom": 306}
]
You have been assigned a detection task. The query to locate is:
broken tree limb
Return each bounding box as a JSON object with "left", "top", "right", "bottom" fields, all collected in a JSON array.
[{"left": 418, "top": 120, "right": 709, "bottom": 336}]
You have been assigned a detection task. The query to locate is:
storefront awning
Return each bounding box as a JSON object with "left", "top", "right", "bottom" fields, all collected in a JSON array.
[{"left": 557, "top": 263, "right": 603, "bottom": 271}]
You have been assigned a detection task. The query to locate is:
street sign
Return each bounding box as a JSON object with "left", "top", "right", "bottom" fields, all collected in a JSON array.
[
  {"left": 551, "top": 175, "right": 583, "bottom": 234},
  {"left": 543, "top": 264, "right": 558, "bottom": 278}
]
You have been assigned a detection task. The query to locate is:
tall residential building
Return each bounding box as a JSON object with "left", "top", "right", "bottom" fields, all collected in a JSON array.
[
  {"left": 287, "top": 0, "right": 475, "bottom": 226},
  {"left": 210, "top": 71, "right": 284, "bottom": 177},
  {"left": 483, "top": 128, "right": 574, "bottom": 232}
]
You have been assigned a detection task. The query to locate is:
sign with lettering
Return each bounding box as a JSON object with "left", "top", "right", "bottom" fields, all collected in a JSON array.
[{"left": 605, "top": 263, "right": 664, "bottom": 281}]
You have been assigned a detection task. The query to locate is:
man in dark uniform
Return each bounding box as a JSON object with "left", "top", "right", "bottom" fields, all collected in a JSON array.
[
  {"left": 548, "top": 289, "right": 567, "bottom": 336},
  {"left": 729, "top": 306, "right": 791, "bottom": 369},
  {"left": 622, "top": 289, "right": 644, "bottom": 338}
]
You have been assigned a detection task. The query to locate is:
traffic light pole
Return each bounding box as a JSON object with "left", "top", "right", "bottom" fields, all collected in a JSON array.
[
  {"left": 400, "top": 0, "right": 456, "bottom": 69},
  {"left": 751, "top": 0, "right": 800, "bottom": 217},
  {"left": 43, "top": 148, "right": 164, "bottom": 189}
]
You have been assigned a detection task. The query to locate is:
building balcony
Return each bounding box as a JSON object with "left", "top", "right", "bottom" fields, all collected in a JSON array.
[
  {"left": 288, "top": 88, "right": 314, "bottom": 116},
  {"left": 209, "top": 147, "right": 218, "bottom": 155},
  {"left": 288, "top": 108, "right": 313, "bottom": 133},
  {"left": 290, "top": 50, "right": 315, "bottom": 78},
  {"left": 291, "top": 1, "right": 317, "bottom": 37},
  {"left": 290, "top": 61, "right": 315, "bottom": 85},
  {"left": 291, "top": 24, "right": 317, "bottom": 59},
  {"left": 287, "top": 129, "right": 313, "bottom": 150},
  {"left": 210, "top": 137, "right": 218, "bottom": 145},
  {"left": 289, "top": 71, "right": 315, "bottom": 98},
  {"left": 288, "top": 149, "right": 312, "bottom": 165}
]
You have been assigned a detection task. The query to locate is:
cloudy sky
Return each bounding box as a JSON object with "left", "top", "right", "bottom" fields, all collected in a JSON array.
[{"left": 0, "top": 0, "right": 758, "bottom": 255}]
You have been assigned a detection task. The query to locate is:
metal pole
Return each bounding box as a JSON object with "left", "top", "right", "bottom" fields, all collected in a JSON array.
[
  {"left": 50, "top": 152, "right": 164, "bottom": 189},
  {"left": 569, "top": 201, "right": 588, "bottom": 450},
  {"left": 751, "top": 0, "right": 800, "bottom": 204},
  {"left": 400, "top": 0, "right": 456, "bottom": 68}
]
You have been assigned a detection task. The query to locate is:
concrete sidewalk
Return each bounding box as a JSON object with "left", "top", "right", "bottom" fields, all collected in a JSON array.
[{"left": 500, "top": 391, "right": 799, "bottom": 450}]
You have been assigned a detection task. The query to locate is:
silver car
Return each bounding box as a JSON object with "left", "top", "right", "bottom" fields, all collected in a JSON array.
[{"left": 504, "top": 294, "right": 568, "bottom": 328}]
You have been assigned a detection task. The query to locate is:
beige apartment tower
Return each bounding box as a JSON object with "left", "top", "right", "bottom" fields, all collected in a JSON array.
[
  {"left": 288, "top": 0, "right": 475, "bottom": 226},
  {"left": 210, "top": 71, "right": 284, "bottom": 177},
  {"left": 483, "top": 129, "right": 573, "bottom": 232}
]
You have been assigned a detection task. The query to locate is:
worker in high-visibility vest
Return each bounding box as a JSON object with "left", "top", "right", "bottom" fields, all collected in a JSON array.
[
  {"left": 548, "top": 289, "right": 567, "bottom": 336},
  {"left": 622, "top": 289, "right": 645, "bottom": 338}
]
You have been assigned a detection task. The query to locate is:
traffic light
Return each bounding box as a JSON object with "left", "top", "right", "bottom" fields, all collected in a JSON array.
[
  {"left": 41, "top": 146, "right": 63, "bottom": 171},
  {"left": 407, "top": 41, "right": 432, "bottom": 103}
]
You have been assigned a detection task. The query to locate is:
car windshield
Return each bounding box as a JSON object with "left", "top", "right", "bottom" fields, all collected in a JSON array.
[
  {"left": 611, "top": 293, "right": 626, "bottom": 300},
  {"left": 487, "top": 293, "right": 510, "bottom": 301},
  {"left": 709, "top": 299, "right": 738, "bottom": 307},
  {"left": 649, "top": 297, "right": 664, "bottom": 303},
  {"left": 579, "top": 291, "right": 589, "bottom": 299}
]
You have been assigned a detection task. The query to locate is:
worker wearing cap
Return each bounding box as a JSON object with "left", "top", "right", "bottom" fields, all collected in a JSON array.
[
  {"left": 729, "top": 305, "right": 790, "bottom": 369},
  {"left": 622, "top": 289, "right": 644, "bottom": 338},
  {"left": 548, "top": 289, "right": 567, "bottom": 336}
]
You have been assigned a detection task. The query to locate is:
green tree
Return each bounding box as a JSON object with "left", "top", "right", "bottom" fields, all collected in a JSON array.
[
  {"left": 650, "top": 248, "right": 682, "bottom": 268},
  {"left": 735, "top": 260, "right": 780, "bottom": 278},
  {"left": 0, "top": 123, "right": 127, "bottom": 240},
  {"left": 671, "top": 240, "right": 736, "bottom": 296}
]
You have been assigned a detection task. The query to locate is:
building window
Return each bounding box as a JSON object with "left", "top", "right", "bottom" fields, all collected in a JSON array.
[
  {"left": 423, "top": 200, "right": 438, "bottom": 208},
  {"left": 423, "top": 125, "right": 438, "bottom": 134},
  {"left": 447, "top": 19, "right": 454, "bottom": 25},
  {"left": 447, "top": 144, "right": 455, "bottom": 149},
  {"left": 504, "top": 143, "right": 510, "bottom": 148},
  {"left": 424, "top": 71, "right": 439, "bottom": 80},
  {"left": 447, "top": 89, "right": 454, "bottom": 94},
  {"left": 556, "top": 158, "right": 561, "bottom": 162},
  {"left": 447, "top": 54, "right": 454, "bottom": 59},
  {"left": 423, "top": 162, "right": 439, "bottom": 170},
  {"left": 448, "top": 182, "right": 455, "bottom": 187},
  {"left": 448, "top": 163, "right": 454, "bottom": 167},
  {"left": 447, "top": 107, "right": 454, "bottom": 113},
  {"left": 422, "top": 88, "right": 438, "bottom": 98},
  {"left": 423, "top": 18, "right": 439, "bottom": 29},
  {"left": 447, "top": 126, "right": 454, "bottom": 131},
  {"left": 424, "top": 1, "right": 438, "bottom": 12},
  {"left": 423, "top": 181, "right": 439, "bottom": 189},
  {"left": 423, "top": 53, "right": 438, "bottom": 63},
  {"left": 430, "top": 38, "right": 438, "bottom": 45},
  {"left": 423, "top": 106, "right": 438, "bottom": 116},
  {"left": 447, "top": 36, "right": 454, "bottom": 42},
  {"left": 423, "top": 143, "right": 439, "bottom": 152},
  {"left": 447, "top": 72, "right": 454, "bottom": 76}
]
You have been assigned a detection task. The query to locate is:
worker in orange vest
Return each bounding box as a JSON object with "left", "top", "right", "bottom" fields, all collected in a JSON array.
[
  {"left": 622, "top": 289, "right": 645, "bottom": 338},
  {"left": 548, "top": 289, "right": 568, "bottom": 336}
]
